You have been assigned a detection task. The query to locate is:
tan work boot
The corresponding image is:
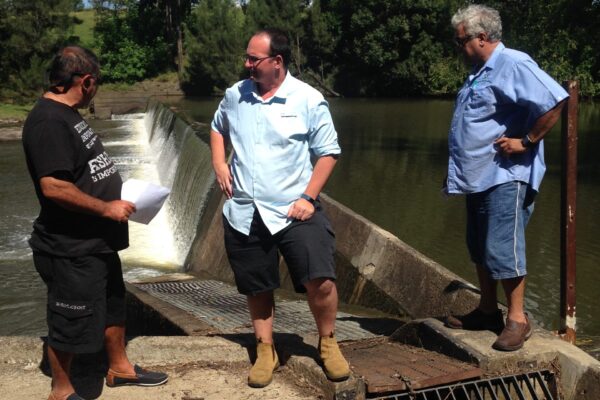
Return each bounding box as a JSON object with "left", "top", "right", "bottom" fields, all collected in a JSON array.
[
  {"left": 318, "top": 332, "right": 350, "bottom": 381},
  {"left": 248, "top": 339, "right": 279, "bottom": 388}
]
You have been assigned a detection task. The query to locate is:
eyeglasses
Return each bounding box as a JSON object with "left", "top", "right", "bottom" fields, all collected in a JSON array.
[
  {"left": 243, "top": 54, "right": 275, "bottom": 65},
  {"left": 454, "top": 35, "right": 474, "bottom": 48}
]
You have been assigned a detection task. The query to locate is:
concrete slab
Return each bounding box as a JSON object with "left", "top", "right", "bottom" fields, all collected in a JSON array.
[{"left": 392, "top": 318, "right": 600, "bottom": 399}]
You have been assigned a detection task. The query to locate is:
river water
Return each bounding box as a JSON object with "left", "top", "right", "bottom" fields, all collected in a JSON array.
[{"left": 1, "top": 98, "right": 599, "bottom": 359}]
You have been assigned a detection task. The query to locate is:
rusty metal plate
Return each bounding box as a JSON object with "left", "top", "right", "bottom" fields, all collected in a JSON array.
[{"left": 341, "top": 337, "right": 482, "bottom": 394}]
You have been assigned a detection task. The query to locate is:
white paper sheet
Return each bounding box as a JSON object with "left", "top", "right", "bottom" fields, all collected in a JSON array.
[{"left": 121, "top": 179, "right": 170, "bottom": 224}]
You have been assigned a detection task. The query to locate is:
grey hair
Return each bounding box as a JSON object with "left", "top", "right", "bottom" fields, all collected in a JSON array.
[{"left": 451, "top": 4, "right": 502, "bottom": 41}]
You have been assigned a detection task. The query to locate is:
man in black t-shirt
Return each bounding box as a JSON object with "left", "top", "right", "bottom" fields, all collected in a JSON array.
[{"left": 22, "top": 46, "right": 167, "bottom": 400}]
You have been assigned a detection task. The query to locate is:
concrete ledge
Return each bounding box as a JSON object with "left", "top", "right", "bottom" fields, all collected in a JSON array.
[
  {"left": 126, "top": 281, "right": 216, "bottom": 337},
  {"left": 392, "top": 318, "right": 600, "bottom": 399},
  {"left": 320, "top": 195, "right": 482, "bottom": 319}
]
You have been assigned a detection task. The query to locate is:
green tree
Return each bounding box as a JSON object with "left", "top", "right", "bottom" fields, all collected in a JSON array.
[
  {"left": 300, "top": 0, "right": 341, "bottom": 95},
  {"left": 244, "top": 0, "right": 309, "bottom": 74},
  {"left": 93, "top": 0, "right": 175, "bottom": 82},
  {"left": 0, "top": 0, "right": 81, "bottom": 102},
  {"left": 321, "top": 0, "right": 459, "bottom": 96},
  {"left": 182, "top": 0, "right": 245, "bottom": 95}
]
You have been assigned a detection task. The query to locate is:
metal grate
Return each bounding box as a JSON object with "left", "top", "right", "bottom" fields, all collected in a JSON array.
[
  {"left": 342, "top": 338, "right": 482, "bottom": 394},
  {"left": 135, "top": 279, "right": 387, "bottom": 341},
  {"left": 371, "top": 370, "right": 558, "bottom": 400}
]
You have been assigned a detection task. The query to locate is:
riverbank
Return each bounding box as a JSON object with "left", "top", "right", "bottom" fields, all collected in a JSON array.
[
  {"left": 0, "top": 125, "right": 22, "bottom": 141},
  {"left": 0, "top": 103, "right": 30, "bottom": 140},
  {"left": 0, "top": 74, "right": 184, "bottom": 133}
]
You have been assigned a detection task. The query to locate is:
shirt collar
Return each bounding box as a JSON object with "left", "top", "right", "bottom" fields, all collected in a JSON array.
[
  {"left": 469, "top": 42, "right": 504, "bottom": 82},
  {"left": 473, "top": 42, "right": 504, "bottom": 72},
  {"left": 482, "top": 41, "right": 504, "bottom": 70},
  {"left": 251, "top": 70, "right": 293, "bottom": 102}
]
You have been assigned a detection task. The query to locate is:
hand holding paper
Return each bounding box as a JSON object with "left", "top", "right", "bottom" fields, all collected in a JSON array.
[{"left": 121, "top": 179, "right": 170, "bottom": 224}]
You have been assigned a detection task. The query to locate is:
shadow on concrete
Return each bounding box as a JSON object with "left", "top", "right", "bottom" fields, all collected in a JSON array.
[
  {"left": 443, "top": 280, "right": 480, "bottom": 295},
  {"left": 215, "top": 332, "right": 320, "bottom": 367},
  {"left": 336, "top": 315, "right": 405, "bottom": 337},
  {"left": 38, "top": 336, "right": 142, "bottom": 400}
]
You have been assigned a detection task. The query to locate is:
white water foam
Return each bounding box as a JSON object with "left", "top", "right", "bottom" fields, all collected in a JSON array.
[{"left": 117, "top": 118, "right": 180, "bottom": 275}]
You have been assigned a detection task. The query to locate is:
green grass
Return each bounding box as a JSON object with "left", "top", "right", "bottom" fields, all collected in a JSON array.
[
  {"left": 72, "top": 9, "right": 96, "bottom": 48},
  {"left": 101, "top": 71, "right": 180, "bottom": 91},
  {"left": 0, "top": 103, "right": 32, "bottom": 121}
]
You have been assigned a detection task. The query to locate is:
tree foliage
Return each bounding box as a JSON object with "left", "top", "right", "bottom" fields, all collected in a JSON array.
[
  {"left": 180, "top": 0, "right": 600, "bottom": 97},
  {"left": 182, "top": 0, "right": 245, "bottom": 95},
  {"left": 0, "top": 0, "right": 81, "bottom": 103},
  {"left": 93, "top": 0, "right": 172, "bottom": 82},
  {"left": 1, "top": 0, "right": 600, "bottom": 101}
]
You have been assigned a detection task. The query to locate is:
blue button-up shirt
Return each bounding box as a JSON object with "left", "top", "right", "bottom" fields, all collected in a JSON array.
[
  {"left": 211, "top": 72, "right": 341, "bottom": 235},
  {"left": 447, "top": 43, "right": 568, "bottom": 194}
]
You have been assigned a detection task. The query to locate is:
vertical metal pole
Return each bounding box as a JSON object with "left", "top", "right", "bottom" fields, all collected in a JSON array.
[{"left": 559, "top": 80, "right": 578, "bottom": 344}]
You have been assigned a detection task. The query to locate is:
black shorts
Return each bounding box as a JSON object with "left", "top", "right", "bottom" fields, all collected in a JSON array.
[
  {"left": 34, "top": 252, "right": 126, "bottom": 354},
  {"left": 223, "top": 204, "right": 337, "bottom": 296}
]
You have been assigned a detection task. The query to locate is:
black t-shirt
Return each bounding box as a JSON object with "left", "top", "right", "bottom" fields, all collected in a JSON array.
[{"left": 22, "top": 97, "right": 128, "bottom": 256}]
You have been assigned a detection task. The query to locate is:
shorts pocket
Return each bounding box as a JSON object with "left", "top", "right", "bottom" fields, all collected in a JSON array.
[{"left": 49, "top": 299, "right": 93, "bottom": 344}]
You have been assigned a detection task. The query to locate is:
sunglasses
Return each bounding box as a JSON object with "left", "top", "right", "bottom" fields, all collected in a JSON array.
[{"left": 453, "top": 35, "right": 474, "bottom": 48}]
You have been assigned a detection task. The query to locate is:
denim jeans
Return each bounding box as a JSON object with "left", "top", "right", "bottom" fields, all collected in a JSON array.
[{"left": 466, "top": 181, "right": 536, "bottom": 280}]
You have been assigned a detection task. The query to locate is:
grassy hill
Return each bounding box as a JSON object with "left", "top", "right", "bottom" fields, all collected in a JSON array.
[{"left": 72, "top": 9, "right": 96, "bottom": 49}]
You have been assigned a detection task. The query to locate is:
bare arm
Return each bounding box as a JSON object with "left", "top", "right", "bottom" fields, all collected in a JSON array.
[
  {"left": 40, "top": 176, "right": 136, "bottom": 223},
  {"left": 495, "top": 99, "right": 567, "bottom": 155},
  {"left": 287, "top": 155, "right": 338, "bottom": 221},
  {"left": 210, "top": 129, "right": 232, "bottom": 199}
]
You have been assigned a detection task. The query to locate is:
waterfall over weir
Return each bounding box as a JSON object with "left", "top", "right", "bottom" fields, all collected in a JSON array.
[{"left": 143, "top": 99, "right": 215, "bottom": 266}]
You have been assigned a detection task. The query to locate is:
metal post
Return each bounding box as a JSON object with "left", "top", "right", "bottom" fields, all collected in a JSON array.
[{"left": 558, "top": 80, "right": 578, "bottom": 344}]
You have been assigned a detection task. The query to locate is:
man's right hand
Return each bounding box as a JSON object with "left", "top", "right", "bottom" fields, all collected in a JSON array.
[
  {"left": 103, "top": 200, "right": 136, "bottom": 223},
  {"left": 214, "top": 162, "right": 233, "bottom": 199}
]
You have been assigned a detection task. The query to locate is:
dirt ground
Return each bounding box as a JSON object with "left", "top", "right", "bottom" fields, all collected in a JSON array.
[{"left": 0, "top": 336, "right": 324, "bottom": 400}]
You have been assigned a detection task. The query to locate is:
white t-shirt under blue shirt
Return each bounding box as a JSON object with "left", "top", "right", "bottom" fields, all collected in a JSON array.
[
  {"left": 447, "top": 42, "right": 568, "bottom": 194},
  {"left": 211, "top": 72, "right": 341, "bottom": 235}
]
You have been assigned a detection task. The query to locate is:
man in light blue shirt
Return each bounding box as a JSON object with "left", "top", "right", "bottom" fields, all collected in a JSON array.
[
  {"left": 444, "top": 5, "right": 567, "bottom": 352},
  {"left": 210, "top": 28, "right": 349, "bottom": 387}
]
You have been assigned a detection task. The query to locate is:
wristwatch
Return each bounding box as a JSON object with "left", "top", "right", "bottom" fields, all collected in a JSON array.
[
  {"left": 300, "top": 193, "right": 316, "bottom": 204},
  {"left": 521, "top": 134, "right": 535, "bottom": 148}
]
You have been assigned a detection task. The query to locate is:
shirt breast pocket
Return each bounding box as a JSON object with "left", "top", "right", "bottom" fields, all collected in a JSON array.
[
  {"left": 464, "top": 85, "right": 496, "bottom": 117},
  {"left": 271, "top": 116, "right": 308, "bottom": 145}
]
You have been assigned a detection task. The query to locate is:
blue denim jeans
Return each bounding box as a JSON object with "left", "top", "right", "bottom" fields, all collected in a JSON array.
[{"left": 466, "top": 181, "right": 536, "bottom": 280}]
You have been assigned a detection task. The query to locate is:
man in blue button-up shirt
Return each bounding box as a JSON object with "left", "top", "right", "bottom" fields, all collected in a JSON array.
[
  {"left": 210, "top": 28, "right": 349, "bottom": 387},
  {"left": 444, "top": 5, "right": 567, "bottom": 352}
]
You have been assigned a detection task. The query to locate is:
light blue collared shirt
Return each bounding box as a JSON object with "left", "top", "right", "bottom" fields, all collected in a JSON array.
[
  {"left": 447, "top": 42, "right": 568, "bottom": 194},
  {"left": 211, "top": 72, "right": 341, "bottom": 235}
]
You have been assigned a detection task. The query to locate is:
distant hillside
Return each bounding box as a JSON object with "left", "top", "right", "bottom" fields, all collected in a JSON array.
[{"left": 72, "top": 9, "right": 96, "bottom": 49}]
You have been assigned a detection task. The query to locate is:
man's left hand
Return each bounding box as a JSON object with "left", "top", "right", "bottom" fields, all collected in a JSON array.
[
  {"left": 287, "top": 198, "right": 315, "bottom": 221},
  {"left": 494, "top": 136, "right": 527, "bottom": 156}
]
